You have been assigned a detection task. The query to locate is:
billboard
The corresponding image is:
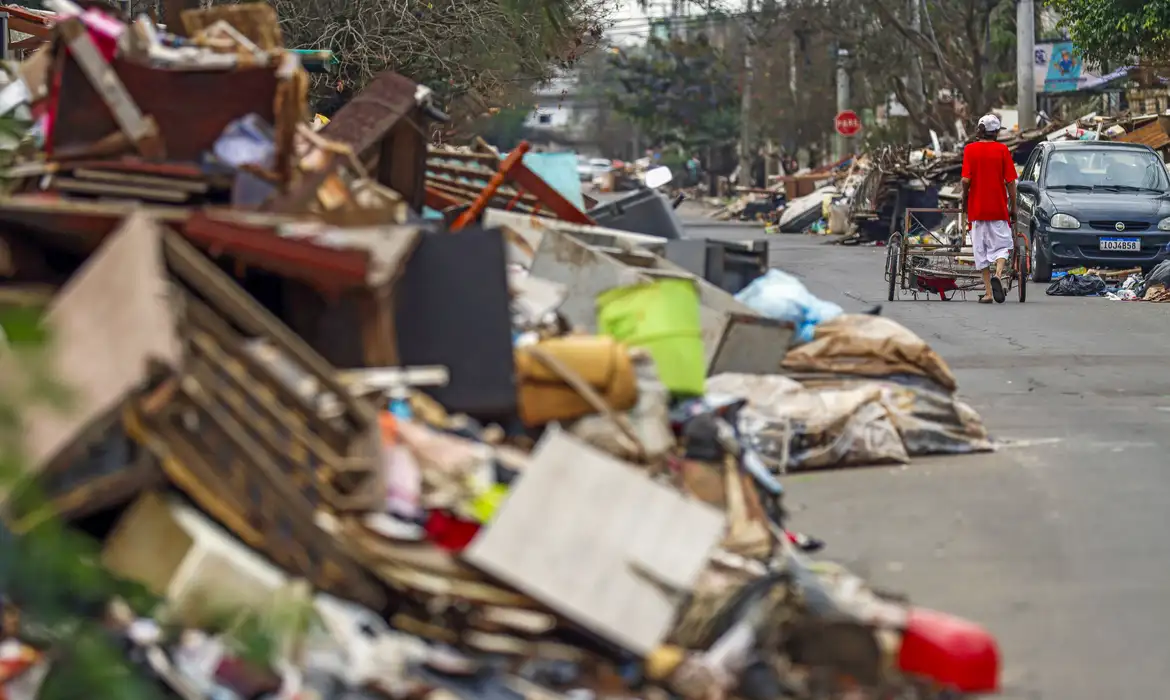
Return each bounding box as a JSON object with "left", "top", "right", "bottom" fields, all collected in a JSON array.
[{"left": 1033, "top": 41, "right": 1104, "bottom": 93}]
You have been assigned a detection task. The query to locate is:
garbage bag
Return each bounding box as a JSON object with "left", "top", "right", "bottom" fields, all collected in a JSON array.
[
  {"left": 1139, "top": 259, "right": 1170, "bottom": 297},
  {"left": 707, "top": 373, "right": 909, "bottom": 471},
  {"left": 1045, "top": 273, "right": 1105, "bottom": 296},
  {"left": 734, "top": 269, "right": 843, "bottom": 344},
  {"left": 799, "top": 374, "right": 993, "bottom": 456},
  {"left": 781, "top": 315, "right": 958, "bottom": 391}
]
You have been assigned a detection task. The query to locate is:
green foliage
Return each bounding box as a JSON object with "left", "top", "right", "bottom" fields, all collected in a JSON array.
[
  {"left": 1046, "top": 0, "right": 1170, "bottom": 66},
  {"left": 0, "top": 308, "right": 162, "bottom": 700},
  {"left": 472, "top": 105, "right": 536, "bottom": 151},
  {"left": 606, "top": 37, "right": 741, "bottom": 151}
]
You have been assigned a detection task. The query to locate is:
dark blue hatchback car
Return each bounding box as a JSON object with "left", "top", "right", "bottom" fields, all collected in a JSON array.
[{"left": 1015, "top": 141, "right": 1170, "bottom": 282}]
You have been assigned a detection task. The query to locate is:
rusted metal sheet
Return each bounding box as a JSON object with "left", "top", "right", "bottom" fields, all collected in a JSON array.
[{"left": 1118, "top": 119, "right": 1170, "bottom": 150}]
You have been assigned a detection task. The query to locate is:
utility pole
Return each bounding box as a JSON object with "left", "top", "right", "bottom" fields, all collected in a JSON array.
[
  {"left": 738, "top": 0, "right": 754, "bottom": 186},
  {"left": 1017, "top": 0, "right": 1036, "bottom": 130},
  {"left": 789, "top": 36, "right": 798, "bottom": 99},
  {"left": 835, "top": 46, "right": 850, "bottom": 162},
  {"left": 907, "top": 0, "right": 924, "bottom": 129}
]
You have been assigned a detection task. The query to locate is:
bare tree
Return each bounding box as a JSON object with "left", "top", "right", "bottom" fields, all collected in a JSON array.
[
  {"left": 263, "top": 0, "right": 617, "bottom": 119},
  {"left": 754, "top": 0, "right": 1010, "bottom": 142}
]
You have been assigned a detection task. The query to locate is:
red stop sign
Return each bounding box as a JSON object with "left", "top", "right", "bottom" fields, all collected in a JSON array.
[{"left": 835, "top": 110, "right": 862, "bottom": 137}]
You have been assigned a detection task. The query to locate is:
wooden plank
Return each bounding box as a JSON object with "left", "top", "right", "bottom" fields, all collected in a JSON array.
[
  {"left": 9, "top": 36, "right": 47, "bottom": 52},
  {"left": 161, "top": 230, "right": 377, "bottom": 428},
  {"left": 51, "top": 176, "right": 192, "bottom": 203},
  {"left": 463, "top": 431, "right": 725, "bottom": 655},
  {"left": 74, "top": 168, "right": 211, "bottom": 193},
  {"left": 20, "top": 212, "right": 182, "bottom": 473},
  {"left": 66, "top": 160, "right": 210, "bottom": 179}
]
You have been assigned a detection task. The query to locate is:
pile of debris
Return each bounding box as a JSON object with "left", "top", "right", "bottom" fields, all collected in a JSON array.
[
  {"left": 0, "top": 3, "right": 1005, "bottom": 700},
  {"left": 842, "top": 110, "right": 1170, "bottom": 245},
  {"left": 842, "top": 123, "right": 1065, "bottom": 245},
  {"left": 706, "top": 107, "right": 1170, "bottom": 240},
  {"left": 707, "top": 163, "right": 846, "bottom": 230},
  {"left": 1046, "top": 259, "right": 1170, "bottom": 301}
]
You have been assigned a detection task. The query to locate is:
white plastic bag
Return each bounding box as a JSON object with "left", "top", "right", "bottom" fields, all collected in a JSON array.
[{"left": 734, "top": 269, "right": 843, "bottom": 343}]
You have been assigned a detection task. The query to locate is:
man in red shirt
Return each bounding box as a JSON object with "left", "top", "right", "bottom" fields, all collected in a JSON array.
[{"left": 961, "top": 113, "right": 1018, "bottom": 303}]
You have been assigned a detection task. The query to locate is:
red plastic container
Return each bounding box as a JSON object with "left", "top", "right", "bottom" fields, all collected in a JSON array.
[{"left": 896, "top": 607, "right": 1000, "bottom": 694}]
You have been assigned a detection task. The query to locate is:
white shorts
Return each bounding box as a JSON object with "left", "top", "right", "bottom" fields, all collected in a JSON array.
[{"left": 970, "top": 220, "right": 1014, "bottom": 270}]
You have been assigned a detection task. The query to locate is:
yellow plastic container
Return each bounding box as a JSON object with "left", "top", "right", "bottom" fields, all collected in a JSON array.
[{"left": 596, "top": 278, "right": 705, "bottom": 396}]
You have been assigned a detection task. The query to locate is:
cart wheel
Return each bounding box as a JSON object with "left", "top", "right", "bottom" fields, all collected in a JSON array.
[
  {"left": 886, "top": 232, "right": 903, "bottom": 302},
  {"left": 1016, "top": 239, "right": 1027, "bottom": 302}
]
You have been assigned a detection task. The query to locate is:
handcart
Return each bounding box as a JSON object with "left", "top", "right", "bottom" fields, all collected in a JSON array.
[{"left": 884, "top": 207, "right": 1029, "bottom": 302}]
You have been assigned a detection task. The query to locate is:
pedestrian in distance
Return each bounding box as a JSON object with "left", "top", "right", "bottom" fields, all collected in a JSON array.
[{"left": 961, "top": 113, "right": 1018, "bottom": 303}]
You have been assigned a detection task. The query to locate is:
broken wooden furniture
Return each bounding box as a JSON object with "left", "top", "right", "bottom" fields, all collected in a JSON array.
[
  {"left": 426, "top": 141, "right": 596, "bottom": 226},
  {"left": 0, "top": 196, "right": 412, "bottom": 368},
  {"left": 14, "top": 212, "right": 388, "bottom": 610},
  {"left": 3, "top": 5, "right": 54, "bottom": 56},
  {"left": 8, "top": 159, "right": 234, "bottom": 206},
  {"left": 316, "top": 70, "right": 438, "bottom": 213},
  {"left": 50, "top": 48, "right": 278, "bottom": 161}
]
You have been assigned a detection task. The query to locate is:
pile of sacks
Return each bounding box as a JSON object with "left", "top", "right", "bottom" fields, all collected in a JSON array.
[{"left": 730, "top": 271, "right": 992, "bottom": 470}]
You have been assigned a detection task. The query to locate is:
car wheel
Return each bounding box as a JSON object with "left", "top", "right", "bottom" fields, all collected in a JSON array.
[{"left": 1031, "top": 232, "right": 1052, "bottom": 283}]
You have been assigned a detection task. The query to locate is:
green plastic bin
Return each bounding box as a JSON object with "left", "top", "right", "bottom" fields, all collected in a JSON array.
[{"left": 596, "top": 278, "right": 705, "bottom": 396}]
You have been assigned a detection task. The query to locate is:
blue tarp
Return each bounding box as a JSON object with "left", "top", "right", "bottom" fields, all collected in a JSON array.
[{"left": 516, "top": 153, "right": 585, "bottom": 210}]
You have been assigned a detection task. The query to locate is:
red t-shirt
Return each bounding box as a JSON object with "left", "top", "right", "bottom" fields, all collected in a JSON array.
[{"left": 962, "top": 140, "right": 1018, "bottom": 221}]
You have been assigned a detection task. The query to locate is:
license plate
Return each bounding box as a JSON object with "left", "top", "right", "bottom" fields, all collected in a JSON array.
[{"left": 1099, "top": 237, "right": 1140, "bottom": 251}]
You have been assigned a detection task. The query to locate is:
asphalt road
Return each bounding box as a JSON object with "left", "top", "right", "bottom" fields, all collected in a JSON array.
[{"left": 684, "top": 220, "right": 1170, "bottom": 700}]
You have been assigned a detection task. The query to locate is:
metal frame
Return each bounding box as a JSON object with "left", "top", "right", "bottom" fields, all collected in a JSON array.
[{"left": 885, "top": 207, "right": 1029, "bottom": 302}]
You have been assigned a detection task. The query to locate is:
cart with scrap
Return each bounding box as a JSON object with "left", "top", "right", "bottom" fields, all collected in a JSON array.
[{"left": 884, "top": 207, "right": 1029, "bottom": 302}]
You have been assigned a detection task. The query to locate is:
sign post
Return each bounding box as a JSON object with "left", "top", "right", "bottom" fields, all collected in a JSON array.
[{"left": 834, "top": 110, "right": 862, "bottom": 139}]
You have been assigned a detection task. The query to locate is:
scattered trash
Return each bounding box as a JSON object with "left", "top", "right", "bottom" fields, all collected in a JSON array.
[
  {"left": 1046, "top": 274, "right": 1107, "bottom": 296},
  {"left": 0, "top": 2, "right": 1005, "bottom": 699},
  {"left": 1140, "top": 259, "right": 1170, "bottom": 296}
]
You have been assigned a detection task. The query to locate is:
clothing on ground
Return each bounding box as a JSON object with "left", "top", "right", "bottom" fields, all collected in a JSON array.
[
  {"left": 970, "top": 220, "right": 1013, "bottom": 271},
  {"left": 962, "top": 140, "right": 1017, "bottom": 221}
]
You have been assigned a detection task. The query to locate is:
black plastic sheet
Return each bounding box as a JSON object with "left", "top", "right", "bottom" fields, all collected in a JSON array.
[{"left": 1046, "top": 273, "right": 1106, "bottom": 297}]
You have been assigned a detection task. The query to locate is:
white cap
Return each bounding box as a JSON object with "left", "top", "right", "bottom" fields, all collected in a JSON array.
[{"left": 977, "top": 113, "right": 1002, "bottom": 133}]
